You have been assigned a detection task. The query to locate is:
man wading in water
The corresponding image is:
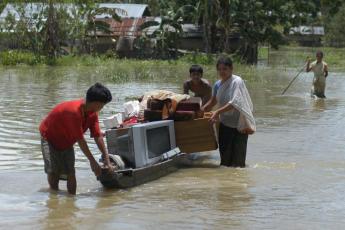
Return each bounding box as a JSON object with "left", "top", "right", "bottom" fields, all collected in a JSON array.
[
  {"left": 39, "top": 83, "right": 113, "bottom": 195},
  {"left": 306, "top": 51, "right": 328, "bottom": 98}
]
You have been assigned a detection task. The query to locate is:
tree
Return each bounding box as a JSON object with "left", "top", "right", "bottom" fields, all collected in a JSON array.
[
  {"left": 324, "top": 4, "right": 345, "bottom": 47},
  {"left": 44, "top": 0, "right": 59, "bottom": 60},
  {"left": 193, "top": 0, "right": 219, "bottom": 54},
  {"left": 139, "top": 3, "right": 195, "bottom": 58},
  {"left": 212, "top": 0, "right": 319, "bottom": 64},
  {"left": 68, "top": 1, "right": 125, "bottom": 55}
]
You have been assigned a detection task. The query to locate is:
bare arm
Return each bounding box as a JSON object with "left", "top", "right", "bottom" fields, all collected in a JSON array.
[
  {"left": 324, "top": 64, "right": 328, "bottom": 78},
  {"left": 306, "top": 60, "right": 312, "bottom": 72},
  {"left": 209, "top": 103, "right": 234, "bottom": 123},
  {"left": 77, "top": 138, "right": 101, "bottom": 176},
  {"left": 202, "top": 96, "right": 217, "bottom": 112},
  {"left": 94, "top": 136, "right": 112, "bottom": 168}
]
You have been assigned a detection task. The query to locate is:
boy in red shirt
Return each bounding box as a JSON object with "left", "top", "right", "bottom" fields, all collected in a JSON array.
[{"left": 40, "top": 83, "right": 113, "bottom": 194}]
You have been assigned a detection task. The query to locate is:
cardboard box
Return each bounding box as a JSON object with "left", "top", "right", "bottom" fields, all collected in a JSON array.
[{"left": 174, "top": 117, "right": 218, "bottom": 153}]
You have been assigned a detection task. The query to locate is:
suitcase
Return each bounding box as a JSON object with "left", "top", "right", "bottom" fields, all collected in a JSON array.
[
  {"left": 173, "top": 111, "right": 196, "bottom": 121},
  {"left": 176, "top": 97, "right": 202, "bottom": 112},
  {"left": 144, "top": 109, "right": 162, "bottom": 121},
  {"left": 147, "top": 98, "right": 165, "bottom": 110}
]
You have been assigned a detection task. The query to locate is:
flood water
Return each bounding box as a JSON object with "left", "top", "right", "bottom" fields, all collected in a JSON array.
[{"left": 0, "top": 65, "right": 344, "bottom": 229}]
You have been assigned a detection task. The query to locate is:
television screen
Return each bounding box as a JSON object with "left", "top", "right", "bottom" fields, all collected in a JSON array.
[{"left": 146, "top": 126, "right": 171, "bottom": 158}]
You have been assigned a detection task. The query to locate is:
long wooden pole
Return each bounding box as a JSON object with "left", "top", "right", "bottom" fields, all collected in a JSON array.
[{"left": 281, "top": 62, "right": 308, "bottom": 95}]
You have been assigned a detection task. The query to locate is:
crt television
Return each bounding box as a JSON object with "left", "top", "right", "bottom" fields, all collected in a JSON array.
[{"left": 106, "top": 120, "right": 176, "bottom": 168}]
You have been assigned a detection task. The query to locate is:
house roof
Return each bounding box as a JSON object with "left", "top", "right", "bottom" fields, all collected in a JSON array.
[
  {"left": 96, "top": 3, "right": 150, "bottom": 19},
  {"left": 141, "top": 18, "right": 203, "bottom": 38},
  {"left": 289, "top": 26, "right": 325, "bottom": 36},
  {"left": 96, "top": 18, "right": 149, "bottom": 37},
  {"left": 95, "top": 17, "right": 203, "bottom": 39}
]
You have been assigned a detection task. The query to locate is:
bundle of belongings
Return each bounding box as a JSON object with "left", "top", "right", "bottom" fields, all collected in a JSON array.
[{"left": 140, "top": 90, "right": 204, "bottom": 122}]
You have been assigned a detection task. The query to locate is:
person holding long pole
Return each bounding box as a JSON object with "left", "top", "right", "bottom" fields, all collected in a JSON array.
[{"left": 306, "top": 51, "right": 329, "bottom": 98}]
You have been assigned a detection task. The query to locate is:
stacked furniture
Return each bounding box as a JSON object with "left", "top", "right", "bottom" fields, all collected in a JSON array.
[{"left": 144, "top": 97, "right": 204, "bottom": 122}]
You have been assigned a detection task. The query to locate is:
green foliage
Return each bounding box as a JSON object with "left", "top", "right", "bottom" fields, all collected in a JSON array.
[
  {"left": 0, "top": 50, "right": 44, "bottom": 65},
  {"left": 324, "top": 5, "right": 345, "bottom": 47},
  {"left": 140, "top": 4, "right": 187, "bottom": 59},
  {"left": 178, "top": 53, "right": 215, "bottom": 65},
  {"left": 321, "top": 0, "right": 344, "bottom": 23},
  {"left": 0, "top": 0, "right": 332, "bottom": 66},
  {"left": 0, "top": 2, "right": 124, "bottom": 59}
]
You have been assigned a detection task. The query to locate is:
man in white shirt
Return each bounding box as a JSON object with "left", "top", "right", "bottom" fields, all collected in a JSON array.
[{"left": 306, "top": 51, "right": 328, "bottom": 98}]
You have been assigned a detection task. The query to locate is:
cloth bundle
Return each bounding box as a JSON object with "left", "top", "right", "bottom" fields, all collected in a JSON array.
[{"left": 217, "top": 77, "right": 256, "bottom": 134}]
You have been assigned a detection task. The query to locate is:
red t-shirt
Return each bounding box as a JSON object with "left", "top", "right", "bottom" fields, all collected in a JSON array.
[{"left": 39, "top": 99, "right": 101, "bottom": 150}]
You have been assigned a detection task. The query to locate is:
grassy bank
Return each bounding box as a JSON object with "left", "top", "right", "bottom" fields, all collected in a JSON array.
[
  {"left": 0, "top": 50, "right": 262, "bottom": 83},
  {"left": 259, "top": 45, "right": 345, "bottom": 70},
  {"left": 61, "top": 55, "right": 260, "bottom": 83},
  {"left": 3, "top": 46, "right": 345, "bottom": 69},
  {"left": 1, "top": 46, "right": 344, "bottom": 84}
]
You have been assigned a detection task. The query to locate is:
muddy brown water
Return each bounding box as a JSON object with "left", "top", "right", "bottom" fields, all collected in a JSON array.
[{"left": 0, "top": 66, "right": 344, "bottom": 229}]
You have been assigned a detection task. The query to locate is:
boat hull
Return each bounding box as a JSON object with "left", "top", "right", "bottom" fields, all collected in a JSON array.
[{"left": 98, "top": 153, "right": 185, "bottom": 189}]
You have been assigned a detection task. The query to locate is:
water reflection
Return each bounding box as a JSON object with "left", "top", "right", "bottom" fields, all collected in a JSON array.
[
  {"left": 44, "top": 194, "right": 79, "bottom": 230},
  {"left": 312, "top": 97, "right": 326, "bottom": 111}
]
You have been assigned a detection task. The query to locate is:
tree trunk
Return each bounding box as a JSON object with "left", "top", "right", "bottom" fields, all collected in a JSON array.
[
  {"left": 209, "top": 23, "right": 217, "bottom": 53},
  {"left": 241, "top": 41, "right": 258, "bottom": 64},
  {"left": 224, "top": 28, "right": 230, "bottom": 53},
  {"left": 203, "top": 13, "right": 210, "bottom": 53},
  {"left": 44, "top": 1, "right": 59, "bottom": 59}
]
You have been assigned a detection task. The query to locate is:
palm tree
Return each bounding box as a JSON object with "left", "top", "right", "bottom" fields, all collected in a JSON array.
[
  {"left": 80, "top": 2, "right": 126, "bottom": 55},
  {"left": 140, "top": 5, "right": 188, "bottom": 58},
  {"left": 194, "top": 0, "right": 220, "bottom": 54}
]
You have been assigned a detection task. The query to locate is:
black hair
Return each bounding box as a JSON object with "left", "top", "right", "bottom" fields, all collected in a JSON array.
[
  {"left": 86, "top": 82, "right": 112, "bottom": 104},
  {"left": 216, "top": 56, "right": 233, "bottom": 68},
  {"left": 316, "top": 50, "right": 324, "bottom": 57},
  {"left": 189, "top": 64, "right": 203, "bottom": 75}
]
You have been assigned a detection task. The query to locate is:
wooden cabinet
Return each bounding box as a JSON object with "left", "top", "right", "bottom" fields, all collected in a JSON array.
[{"left": 174, "top": 118, "right": 218, "bottom": 154}]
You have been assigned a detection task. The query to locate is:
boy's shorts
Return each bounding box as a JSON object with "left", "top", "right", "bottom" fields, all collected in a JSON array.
[{"left": 41, "top": 138, "right": 75, "bottom": 180}]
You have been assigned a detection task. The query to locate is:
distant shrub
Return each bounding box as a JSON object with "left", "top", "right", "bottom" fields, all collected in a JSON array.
[
  {"left": 179, "top": 53, "right": 216, "bottom": 65},
  {"left": 0, "top": 50, "right": 44, "bottom": 65}
]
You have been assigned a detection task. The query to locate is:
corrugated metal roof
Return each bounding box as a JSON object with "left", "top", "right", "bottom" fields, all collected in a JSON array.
[
  {"left": 289, "top": 26, "right": 325, "bottom": 36},
  {"left": 95, "top": 18, "right": 203, "bottom": 39},
  {"left": 141, "top": 18, "right": 203, "bottom": 38},
  {"left": 97, "top": 3, "right": 149, "bottom": 18},
  {"left": 96, "top": 18, "right": 148, "bottom": 37}
]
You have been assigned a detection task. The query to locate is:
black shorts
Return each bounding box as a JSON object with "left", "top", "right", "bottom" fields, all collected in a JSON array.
[{"left": 41, "top": 138, "right": 75, "bottom": 180}]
